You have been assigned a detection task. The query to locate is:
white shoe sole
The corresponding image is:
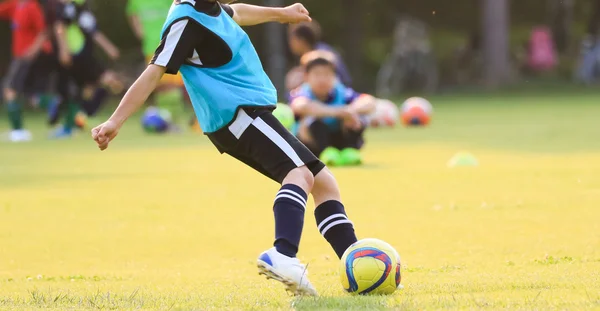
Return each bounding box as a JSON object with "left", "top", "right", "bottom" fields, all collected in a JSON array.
[{"left": 257, "top": 260, "right": 318, "bottom": 296}]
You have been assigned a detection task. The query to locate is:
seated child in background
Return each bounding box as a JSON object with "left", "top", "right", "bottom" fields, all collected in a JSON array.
[{"left": 289, "top": 51, "right": 375, "bottom": 166}]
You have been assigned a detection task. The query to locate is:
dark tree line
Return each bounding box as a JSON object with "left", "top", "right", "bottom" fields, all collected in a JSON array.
[{"left": 1, "top": 0, "right": 599, "bottom": 91}]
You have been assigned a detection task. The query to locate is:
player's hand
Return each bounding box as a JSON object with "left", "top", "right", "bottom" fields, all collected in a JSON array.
[
  {"left": 339, "top": 108, "right": 361, "bottom": 131},
  {"left": 91, "top": 120, "right": 120, "bottom": 151},
  {"left": 59, "top": 51, "right": 72, "bottom": 67},
  {"left": 280, "top": 3, "right": 311, "bottom": 24}
]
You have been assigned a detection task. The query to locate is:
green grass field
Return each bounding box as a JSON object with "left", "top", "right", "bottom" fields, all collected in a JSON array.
[{"left": 1, "top": 92, "right": 600, "bottom": 310}]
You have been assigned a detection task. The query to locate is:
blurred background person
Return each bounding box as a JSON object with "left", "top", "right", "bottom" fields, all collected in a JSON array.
[
  {"left": 289, "top": 51, "right": 375, "bottom": 167},
  {"left": 50, "top": 0, "right": 122, "bottom": 138},
  {"left": 0, "top": 0, "right": 51, "bottom": 142},
  {"left": 127, "top": 0, "right": 186, "bottom": 132}
]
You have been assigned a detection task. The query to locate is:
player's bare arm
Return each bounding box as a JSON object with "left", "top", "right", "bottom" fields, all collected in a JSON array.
[
  {"left": 348, "top": 94, "right": 377, "bottom": 115},
  {"left": 292, "top": 97, "right": 361, "bottom": 130},
  {"left": 128, "top": 14, "right": 144, "bottom": 40},
  {"left": 229, "top": 3, "right": 311, "bottom": 26},
  {"left": 94, "top": 31, "right": 120, "bottom": 60},
  {"left": 54, "top": 22, "right": 71, "bottom": 66},
  {"left": 291, "top": 97, "right": 359, "bottom": 122},
  {"left": 92, "top": 65, "right": 166, "bottom": 151}
]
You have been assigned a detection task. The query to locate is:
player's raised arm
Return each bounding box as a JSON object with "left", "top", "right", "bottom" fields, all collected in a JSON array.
[
  {"left": 94, "top": 31, "right": 121, "bottom": 61},
  {"left": 91, "top": 65, "right": 165, "bottom": 151},
  {"left": 228, "top": 3, "right": 311, "bottom": 26}
]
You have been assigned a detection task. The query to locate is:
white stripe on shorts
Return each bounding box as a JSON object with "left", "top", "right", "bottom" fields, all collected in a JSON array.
[
  {"left": 252, "top": 117, "right": 304, "bottom": 167},
  {"left": 228, "top": 109, "right": 253, "bottom": 139}
]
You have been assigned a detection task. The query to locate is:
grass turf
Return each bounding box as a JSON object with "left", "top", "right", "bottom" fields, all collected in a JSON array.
[{"left": 1, "top": 92, "right": 600, "bottom": 310}]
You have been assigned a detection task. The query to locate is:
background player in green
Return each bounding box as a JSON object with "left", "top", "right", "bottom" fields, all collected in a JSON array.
[
  {"left": 92, "top": 0, "right": 361, "bottom": 296},
  {"left": 127, "top": 0, "right": 186, "bottom": 130}
]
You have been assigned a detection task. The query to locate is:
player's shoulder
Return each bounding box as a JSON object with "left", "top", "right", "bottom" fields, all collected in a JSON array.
[{"left": 334, "top": 82, "right": 360, "bottom": 102}]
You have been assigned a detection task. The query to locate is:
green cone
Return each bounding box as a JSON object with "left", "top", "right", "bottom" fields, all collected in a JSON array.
[{"left": 447, "top": 152, "right": 479, "bottom": 168}]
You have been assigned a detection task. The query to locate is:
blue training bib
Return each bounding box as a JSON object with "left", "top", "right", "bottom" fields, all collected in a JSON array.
[{"left": 161, "top": 3, "right": 277, "bottom": 133}]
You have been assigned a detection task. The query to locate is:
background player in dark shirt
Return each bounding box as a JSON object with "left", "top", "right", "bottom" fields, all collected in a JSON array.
[{"left": 50, "top": 0, "right": 122, "bottom": 138}]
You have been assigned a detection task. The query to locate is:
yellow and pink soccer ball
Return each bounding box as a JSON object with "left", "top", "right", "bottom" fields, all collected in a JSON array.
[{"left": 340, "top": 238, "right": 402, "bottom": 295}]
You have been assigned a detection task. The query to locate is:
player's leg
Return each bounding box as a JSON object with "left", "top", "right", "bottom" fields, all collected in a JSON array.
[
  {"left": 297, "top": 118, "right": 342, "bottom": 165},
  {"left": 311, "top": 168, "right": 358, "bottom": 258},
  {"left": 25, "top": 52, "right": 59, "bottom": 110},
  {"left": 334, "top": 125, "right": 366, "bottom": 166},
  {"left": 50, "top": 68, "right": 82, "bottom": 139},
  {"left": 80, "top": 60, "right": 123, "bottom": 119},
  {"left": 3, "top": 60, "right": 33, "bottom": 142},
  {"left": 208, "top": 108, "right": 323, "bottom": 295},
  {"left": 48, "top": 65, "right": 70, "bottom": 126}
]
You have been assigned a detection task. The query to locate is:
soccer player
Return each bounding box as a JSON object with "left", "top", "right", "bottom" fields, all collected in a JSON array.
[
  {"left": 51, "top": 0, "right": 123, "bottom": 137},
  {"left": 92, "top": 0, "right": 359, "bottom": 296},
  {"left": 0, "top": 0, "right": 51, "bottom": 142},
  {"left": 289, "top": 51, "right": 376, "bottom": 166},
  {"left": 127, "top": 0, "right": 186, "bottom": 130}
]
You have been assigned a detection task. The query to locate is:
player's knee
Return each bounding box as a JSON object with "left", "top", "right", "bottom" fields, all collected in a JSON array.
[
  {"left": 312, "top": 167, "right": 341, "bottom": 205},
  {"left": 283, "top": 166, "right": 315, "bottom": 192}
]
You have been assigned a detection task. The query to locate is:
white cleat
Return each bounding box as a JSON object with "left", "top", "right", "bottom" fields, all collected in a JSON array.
[
  {"left": 257, "top": 247, "right": 318, "bottom": 296},
  {"left": 8, "top": 129, "right": 32, "bottom": 142}
]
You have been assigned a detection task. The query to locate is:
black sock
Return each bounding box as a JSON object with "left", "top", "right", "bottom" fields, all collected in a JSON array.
[
  {"left": 308, "top": 120, "right": 331, "bottom": 156},
  {"left": 273, "top": 184, "right": 308, "bottom": 258},
  {"left": 315, "top": 200, "right": 358, "bottom": 258}
]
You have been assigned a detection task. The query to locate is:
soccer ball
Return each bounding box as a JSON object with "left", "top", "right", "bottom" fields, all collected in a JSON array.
[
  {"left": 142, "top": 107, "right": 172, "bottom": 133},
  {"left": 272, "top": 103, "right": 295, "bottom": 131},
  {"left": 401, "top": 97, "right": 432, "bottom": 126},
  {"left": 369, "top": 99, "right": 400, "bottom": 128},
  {"left": 340, "top": 238, "right": 401, "bottom": 295},
  {"left": 75, "top": 111, "right": 87, "bottom": 129}
]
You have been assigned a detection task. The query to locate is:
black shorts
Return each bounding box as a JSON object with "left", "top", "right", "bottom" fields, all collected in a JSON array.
[
  {"left": 25, "top": 52, "right": 58, "bottom": 94},
  {"left": 3, "top": 59, "right": 33, "bottom": 92},
  {"left": 297, "top": 118, "right": 365, "bottom": 156},
  {"left": 70, "top": 54, "right": 105, "bottom": 86},
  {"left": 208, "top": 107, "right": 325, "bottom": 183}
]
